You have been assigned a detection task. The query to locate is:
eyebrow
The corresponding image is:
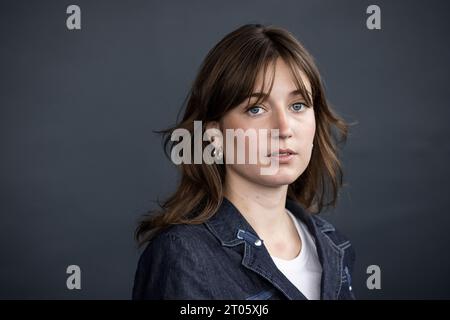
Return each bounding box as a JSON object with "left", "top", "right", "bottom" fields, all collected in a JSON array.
[{"left": 247, "top": 89, "right": 312, "bottom": 103}]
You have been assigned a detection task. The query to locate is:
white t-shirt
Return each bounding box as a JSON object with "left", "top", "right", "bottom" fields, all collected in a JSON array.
[{"left": 269, "top": 209, "right": 323, "bottom": 300}]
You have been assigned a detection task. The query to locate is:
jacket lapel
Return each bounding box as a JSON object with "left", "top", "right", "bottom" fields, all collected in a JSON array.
[
  {"left": 205, "top": 196, "right": 343, "bottom": 300},
  {"left": 286, "top": 199, "right": 344, "bottom": 300}
]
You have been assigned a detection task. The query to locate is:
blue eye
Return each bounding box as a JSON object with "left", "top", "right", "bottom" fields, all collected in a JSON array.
[
  {"left": 291, "top": 102, "right": 307, "bottom": 112},
  {"left": 247, "top": 106, "right": 264, "bottom": 116}
]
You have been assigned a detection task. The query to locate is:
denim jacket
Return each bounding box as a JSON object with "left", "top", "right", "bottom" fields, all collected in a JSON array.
[{"left": 132, "top": 196, "right": 356, "bottom": 300}]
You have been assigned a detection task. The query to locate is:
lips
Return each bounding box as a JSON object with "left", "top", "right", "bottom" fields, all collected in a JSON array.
[{"left": 268, "top": 148, "right": 297, "bottom": 156}]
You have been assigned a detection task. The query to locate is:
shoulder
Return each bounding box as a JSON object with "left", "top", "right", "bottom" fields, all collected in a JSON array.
[
  {"left": 133, "top": 224, "right": 215, "bottom": 299},
  {"left": 140, "top": 223, "right": 212, "bottom": 259}
]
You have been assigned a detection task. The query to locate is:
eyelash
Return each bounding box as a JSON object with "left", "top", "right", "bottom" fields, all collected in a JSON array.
[{"left": 245, "top": 102, "right": 309, "bottom": 116}]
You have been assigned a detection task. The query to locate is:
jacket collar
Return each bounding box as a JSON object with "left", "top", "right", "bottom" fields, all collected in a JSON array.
[{"left": 204, "top": 196, "right": 344, "bottom": 300}]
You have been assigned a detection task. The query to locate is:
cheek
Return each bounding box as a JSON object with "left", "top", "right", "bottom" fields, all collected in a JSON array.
[
  {"left": 292, "top": 114, "right": 315, "bottom": 166},
  {"left": 220, "top": 115, "right": 256, "bottom": 150},
  {"left": 220, "top": 111, "right": 316, "bottom": 160},
  {"left": 297, "top": 112, "right": 316, "bottom": 141},
  {"left": 221, "top": 113, "right": 252, "bottom": 131},
  {"left": 306, "top": 120, "right": 316, "bottom": 141}
]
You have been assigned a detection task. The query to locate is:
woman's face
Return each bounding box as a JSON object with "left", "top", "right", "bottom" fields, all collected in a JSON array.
[{"left": 218, "top": 58, "right": 316, "bottom": 188}]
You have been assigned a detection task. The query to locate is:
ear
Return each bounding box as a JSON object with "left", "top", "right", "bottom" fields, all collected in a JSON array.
[
  {"left": 205, "top": 121, "right": 220, "bottom": 131},
  {"left": 205, "top": 121, "right": 221, "bottom": 141}
]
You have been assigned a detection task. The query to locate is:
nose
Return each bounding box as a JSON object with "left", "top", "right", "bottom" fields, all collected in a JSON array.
[{"left": 271, "top": 108, "right": 293, "bottom": 139}]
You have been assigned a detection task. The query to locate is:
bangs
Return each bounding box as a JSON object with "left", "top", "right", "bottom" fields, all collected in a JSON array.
[
  {"left": 282, "top": 52, "right": 315, "bottom": 107},
  {"left": 243, "top": 54, "right": 278, "bottom": 108},
  {"left": 206, "top": 24, "right": 322, "bottom": 120},
  {"left": 238, "top": 53, "right": 315, "bottom": 110}
]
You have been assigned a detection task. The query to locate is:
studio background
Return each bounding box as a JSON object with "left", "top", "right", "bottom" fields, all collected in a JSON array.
[{"left": 1, "top": 0, "right": 449, "bottom": 299}]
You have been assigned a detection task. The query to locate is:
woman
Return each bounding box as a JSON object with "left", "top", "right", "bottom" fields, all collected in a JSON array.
[{"left": 133, "top": 23, "right": 355, "bottom": 300}]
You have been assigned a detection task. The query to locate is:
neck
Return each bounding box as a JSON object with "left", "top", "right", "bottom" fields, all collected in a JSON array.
[{"left": 223, "top": 169, "right": 291, "bottom": 240}]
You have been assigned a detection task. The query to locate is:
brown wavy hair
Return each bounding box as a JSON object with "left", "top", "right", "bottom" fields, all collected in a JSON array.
[{"left": 136, "top": 23, "right": 350, "bottom": 246}]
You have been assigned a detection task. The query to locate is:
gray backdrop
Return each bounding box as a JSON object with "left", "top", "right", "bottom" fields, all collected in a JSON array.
[{"left": 1, "top": 0, "right": 449, "bottom": 299}]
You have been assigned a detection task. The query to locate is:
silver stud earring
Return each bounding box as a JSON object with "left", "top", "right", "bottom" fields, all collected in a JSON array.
[
  {"left": 210, "top": 136, "right": 223, "bottom": 161},
  {"left": 212, "top": 145, "right": 223, "bottom": 161}
]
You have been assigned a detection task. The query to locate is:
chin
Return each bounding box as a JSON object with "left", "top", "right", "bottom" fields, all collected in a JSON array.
[{"left": 258, "top": 171, "right": 300, "bottom": 187}]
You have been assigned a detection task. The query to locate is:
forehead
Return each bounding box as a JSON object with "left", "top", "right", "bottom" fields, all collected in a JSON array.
[{"left": 253, "top": 57, "right": 312, "bottom": 100}]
